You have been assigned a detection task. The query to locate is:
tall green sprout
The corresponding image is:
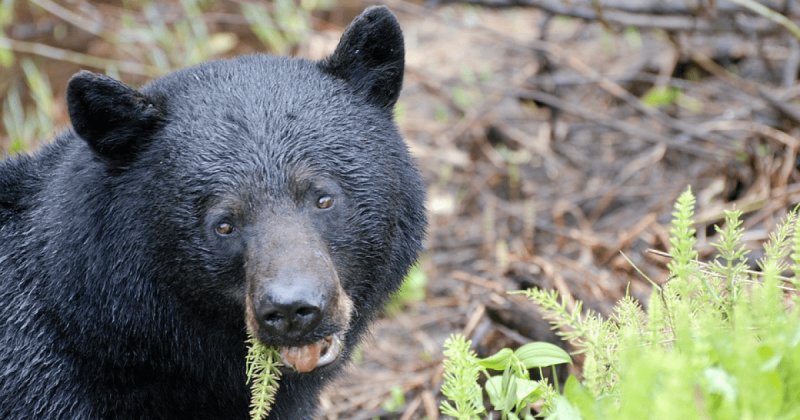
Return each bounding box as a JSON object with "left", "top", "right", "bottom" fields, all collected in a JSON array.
[
  {"left": 440, "top": 335, "right": 485, "bottom": 420},
  {"left": 709, "top": 207, "right": 749, "bottom": 312},
  {"left": 668, "top": 186, "right": 698, "bottom": 285},
  {"left": 245, "top": 333, "right": 282, "bottom": 420}
]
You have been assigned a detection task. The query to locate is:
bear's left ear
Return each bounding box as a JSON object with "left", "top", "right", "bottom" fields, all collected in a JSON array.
[
  {"left": 319, "top": 6, "right": 404, "bottom": 110},
  {"left": 67, "top": 71, "right": 166, "bottom": 163}
]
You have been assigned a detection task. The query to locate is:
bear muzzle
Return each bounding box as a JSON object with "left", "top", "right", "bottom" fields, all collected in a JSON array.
[{"left": 245, "top": 246, "right": 353, "bottom": 373}]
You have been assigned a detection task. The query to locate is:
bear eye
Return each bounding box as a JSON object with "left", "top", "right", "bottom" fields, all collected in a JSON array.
[
  {"left": 317, "top": 195, "right": 334, "bottom": 209},
  {"left": 215, "top": 222, "right": 234, "bottom": 235}
]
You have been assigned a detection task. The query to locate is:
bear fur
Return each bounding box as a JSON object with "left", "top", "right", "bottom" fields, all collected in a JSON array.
[{"left": 0, "top": 6, "right": 425, "bottom": 420}]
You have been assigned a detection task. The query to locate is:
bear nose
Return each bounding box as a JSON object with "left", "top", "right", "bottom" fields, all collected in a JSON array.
[{"left": 255, "top": 284, "right": 326, "bottom": 337}]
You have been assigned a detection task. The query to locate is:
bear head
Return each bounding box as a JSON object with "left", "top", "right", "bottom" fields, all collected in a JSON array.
[{"left": 64, "top": 5, "right": 424, "bottom": 383}]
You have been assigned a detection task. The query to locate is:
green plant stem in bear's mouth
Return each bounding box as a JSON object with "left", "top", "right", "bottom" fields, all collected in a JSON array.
[
  {"left": 245, "top": 332, "right": 282, "bottom": 420},
  {"left": 279, "top": 334, "right": 342, "bottom": 373}
]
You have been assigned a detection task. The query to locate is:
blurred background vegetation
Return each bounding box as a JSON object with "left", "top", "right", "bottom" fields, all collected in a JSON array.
[{"left": 0, "top": 0, "right": 371, "bottom": 152}]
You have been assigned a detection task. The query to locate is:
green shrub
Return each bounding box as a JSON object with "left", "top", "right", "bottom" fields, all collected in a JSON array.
[{"left": 442, "top": 186, "right": 800, "bottom": 419}]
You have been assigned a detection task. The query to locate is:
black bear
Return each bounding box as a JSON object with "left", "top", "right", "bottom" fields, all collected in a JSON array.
[{"left": 0, "top": 6, "right": 425, "bottom": 419}]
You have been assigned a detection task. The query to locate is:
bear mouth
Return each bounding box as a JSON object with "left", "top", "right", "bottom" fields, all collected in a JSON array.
[{"left": 279, "top": 334, "right": 342, "bottom": 373}]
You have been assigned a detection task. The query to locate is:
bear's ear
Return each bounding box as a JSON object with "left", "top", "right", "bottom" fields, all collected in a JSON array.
[
  {"left": 319, "top": 6, "right": 404, "bottom": 110},
  {"left": 67, "top": 71, "right": 166, "bottom": 162}
]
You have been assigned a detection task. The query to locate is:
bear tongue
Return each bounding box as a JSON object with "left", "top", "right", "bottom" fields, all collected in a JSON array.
[{"left": 280, "top": 341, "right": 323, "bottom": 373}]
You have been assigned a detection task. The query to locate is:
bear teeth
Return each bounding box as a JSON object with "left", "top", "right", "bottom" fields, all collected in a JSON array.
[{"left": 316, "top": 334, "right": 342, "bottom": 368}]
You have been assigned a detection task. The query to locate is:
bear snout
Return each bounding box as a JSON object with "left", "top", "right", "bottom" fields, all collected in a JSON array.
[
  {"left": 244, "top": 244, "right": 355, "bottom": 373},
  {"left": 244, "top": 233, "right": 353, "bottom": 346},
  {"left": 254, "top": 276, "right": 328, "bottom": 337}
]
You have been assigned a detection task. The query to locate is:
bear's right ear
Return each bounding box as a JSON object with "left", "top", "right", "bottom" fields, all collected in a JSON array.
[
  {"left": 319, "top": 6, "right": 404, "bottom": 111},
  {"left": 67, "top": 71, "right": 166, "bottom": 162}
]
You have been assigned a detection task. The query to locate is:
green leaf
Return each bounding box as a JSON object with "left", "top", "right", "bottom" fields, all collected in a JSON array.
[
  {"left": 486, "top": 375, "right": 542, "bottom": 413},
  {"left": 514, "top": 342, "right": 572, "bottom": 368},
  {"left": 485, "top": 375, "right": 504, "bottom": 409},
  {"left": 502, "top": 367, "right": 518, "bottom": 412},
  {"left": 515, "top": 378, "right": 542, "bottom": 406},
  {"left": 478, "top": 348, "right": 514, "bottom": 370}
]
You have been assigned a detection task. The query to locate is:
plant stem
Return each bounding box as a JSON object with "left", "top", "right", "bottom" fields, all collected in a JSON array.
[{"left": 729, "top": 0, "right": 800, "bottom": 40}]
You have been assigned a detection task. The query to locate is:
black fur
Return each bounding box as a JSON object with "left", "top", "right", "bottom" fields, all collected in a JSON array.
[
  {"left": 320, "top": 6, "right": 405, "bottom": 110},
  {"left": 0, "top": 6, "right": 425, "bottom": 420},
  {"left": 67, "top": 71, "right": 167, "bottom": 162}
]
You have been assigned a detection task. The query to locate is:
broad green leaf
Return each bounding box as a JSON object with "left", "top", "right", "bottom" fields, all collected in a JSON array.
[
  {"left": 515, "top": 342, "right": 572, "bottom": 368},
  {"left": 486, "top": 375, "right": 542, "bottom": 412},
  {"left": 486, "top": 369, "right": 517, "bottom": 412},
  {"left": 514, "top": 378, "right": 542, "bottom": 408},
  {"left": 478, "top": 348, "right": 514, "bottom": 370},
  {"left": 485, "top": 375, "right": 504, "bottom": 409}
]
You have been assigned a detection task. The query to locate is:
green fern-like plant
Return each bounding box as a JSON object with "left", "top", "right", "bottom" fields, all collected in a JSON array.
[
  {"left": 520, "top": 288, "right": 616, "bottom": 397},
  {"left": 440, "top": 334, "right": 486, "bottom": 420},
  {"left": 709, "top": 207, "right": 749, "bottom": 312},
  {"left": 245, "top": 333, "right": 283, "bottom": 420},
  {"left": 520, "top": 186, "right": 800, "bottom": 419},
  {"left": 668, "top": 186, "right": 698, "bottom": 284}
]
